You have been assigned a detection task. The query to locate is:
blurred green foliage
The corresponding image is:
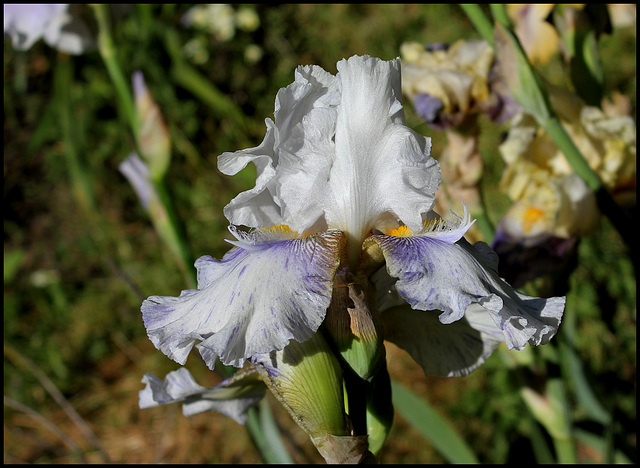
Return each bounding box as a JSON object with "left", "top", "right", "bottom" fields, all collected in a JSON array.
[{"left": 4, "top": 4, "right": 635, "bottom": 464}]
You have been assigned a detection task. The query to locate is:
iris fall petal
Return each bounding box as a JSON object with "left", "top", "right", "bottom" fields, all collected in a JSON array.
[
  {"left": 368, "top": 209, "right": 564, "bottom": 351},
  {"left": 381, "top": 302, "right": 504, "bottom": 377},
  {"left": 142, "top": 228, "right": 344, "bottom": 369}
]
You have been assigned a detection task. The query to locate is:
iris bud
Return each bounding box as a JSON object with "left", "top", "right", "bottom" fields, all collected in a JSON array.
[{"left": 133, "top": 71, "right": 171, "bottom": 182}]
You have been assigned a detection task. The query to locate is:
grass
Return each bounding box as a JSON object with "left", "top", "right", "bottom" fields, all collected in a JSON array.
[{"left": 4, "top": 4, "right": 636, "bottom": 464}]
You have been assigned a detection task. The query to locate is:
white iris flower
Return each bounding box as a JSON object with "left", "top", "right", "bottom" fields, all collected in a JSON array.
[{"left": 141, "top": 55, "right": 565, "bottom": 379}]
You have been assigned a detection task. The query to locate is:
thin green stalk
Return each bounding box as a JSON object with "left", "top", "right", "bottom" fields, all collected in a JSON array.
[
  {"left": 553, "top": 435, "right": 578, "bottom": 464},
  {"left": 525, "top": 412, "right": 555, "bottom": 464},
  {"left": 54, "top": 54, "right": 97, "bottom": 213},
  {"left": 161, "top": 27, "right": 260, "bottom": 138},
  {"left": 489, "top": 4, "right": 512, "bottom": 29},
  {"left": 459, "top": 4, "right": 494, "bottom": 45},
  {"left": 391, "top": 380, "right": 479, "bottom": 464},
  {"left": 92, "top": 5, "right": 199, "bottom": 287},
  {"left": 152, "top": 179, "right": 197, "bottom": 288},
  {"left": 92, "top": 4, "right": 139, "bottom": 140}
]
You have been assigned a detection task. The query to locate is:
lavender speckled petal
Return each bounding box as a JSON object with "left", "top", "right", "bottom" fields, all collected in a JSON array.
[
  {"left": 369, "top": 232, "right": 565, "bottom": 351},
  {"left": 139, "top": 367, "right": 265, "bottom": 424},
  {"left": 381, "top": 302, "right": 504, "bottom": 377},
  {"left": 142, "top": 229, "right": 344, "bottom": 369}
]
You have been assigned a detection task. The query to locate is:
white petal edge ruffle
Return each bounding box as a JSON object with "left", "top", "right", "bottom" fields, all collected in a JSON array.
[{"left": 217, "top": 64, "right": 340, "bottom": 231}]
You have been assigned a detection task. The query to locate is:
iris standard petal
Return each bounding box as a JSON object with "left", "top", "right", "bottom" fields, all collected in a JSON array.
[
  {"left": 142, "top": 228, "right": 344, "bottom": 369},
  {"left": 219, "top": 55, "right": 440, "bottom": 248},
  {"left": 139, "top": 367, "right": 265, "bottom": 424},
  {"left": 367, "top": 211, "right": 564, "bottom": 351},
  {"left": 381, "top": 302, "right": 504, "bottom": 377},
  {"left": 218, "top": 64, "right": 340, "bottom": 231},
  {"left": 327, "top": 55, "right": 440, "bottom": 247}
]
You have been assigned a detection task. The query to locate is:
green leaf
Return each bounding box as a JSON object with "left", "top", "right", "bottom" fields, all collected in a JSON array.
[
  {"left": 245, "top": 401, "right": 294, "bottom": 464},
  {"left": 4, "top": 249, "right": 25, "bottom": 284},
  {"left": 391, "top": 380, "right": 479, "bottom": 464}
]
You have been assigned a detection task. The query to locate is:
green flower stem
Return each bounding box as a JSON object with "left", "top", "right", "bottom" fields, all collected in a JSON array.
[
  {"left": 489, "top": 4, "right": 512, "bottom": 29},
  {"left": 92, "top": 5, "right": 201, "bottom": 287},
  {"left": 151, "top": 179, "right": 197, "bottom": 288},
  {"left": 547, "top": 378, "right": 578, "bottom": 464},
  {"left": 459, "top": 4, "right": 495, "bottom": 45},
  {"left": 91, "top": 4, "right": 139, "bottom": 141},
  {"left": 391, "top": 380, "right": 479, "bottom": 464}
]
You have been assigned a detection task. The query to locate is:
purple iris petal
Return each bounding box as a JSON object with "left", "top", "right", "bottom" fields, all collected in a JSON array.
[
  {"left": 118, "top": 153, "right": 153, "bottom": 209},
  {"left": 141, "top": 229, "right": 344, "bottom": 369},
  {"left": 491, "top": 226, "right": 579, "bottom": 290}
]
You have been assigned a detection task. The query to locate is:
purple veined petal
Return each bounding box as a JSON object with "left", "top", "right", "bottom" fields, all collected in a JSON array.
[
  {"left": 381, "top": 302, "right": 505, "bottom": 377},
  {"left": 139, "top": 367, "right": 265, "bottom": 424},
  {"left": 367, "top": 208, "right": 565, "bottom": 351},
  {"left": 142, "top": 228, "right": 345, "bottom": 369}
]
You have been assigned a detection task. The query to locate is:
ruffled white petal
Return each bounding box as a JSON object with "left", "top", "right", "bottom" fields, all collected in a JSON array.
[
  {"left": 368, "top": 212, "right": 565, "bottom": 351},
  {"left": 139, "top": 367, "right": 265, "bottom": 424},
  {"left": 217, "top": 55, "right": 441, "bottom": 245},
  {"left": 142, "top": 229, "right": 344, "bottom": 369},
  {"left": 381, "top": 303, "right": 504, "bottom": 377},
  {"left": 217, "top": 65, "right": 340, "bottom": 231},
  {"left": 327, "top": 55, "right": 440, "bottom": 244},
  {"left": 217, "top": 120, "right": 283, "bottom": 228}
]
